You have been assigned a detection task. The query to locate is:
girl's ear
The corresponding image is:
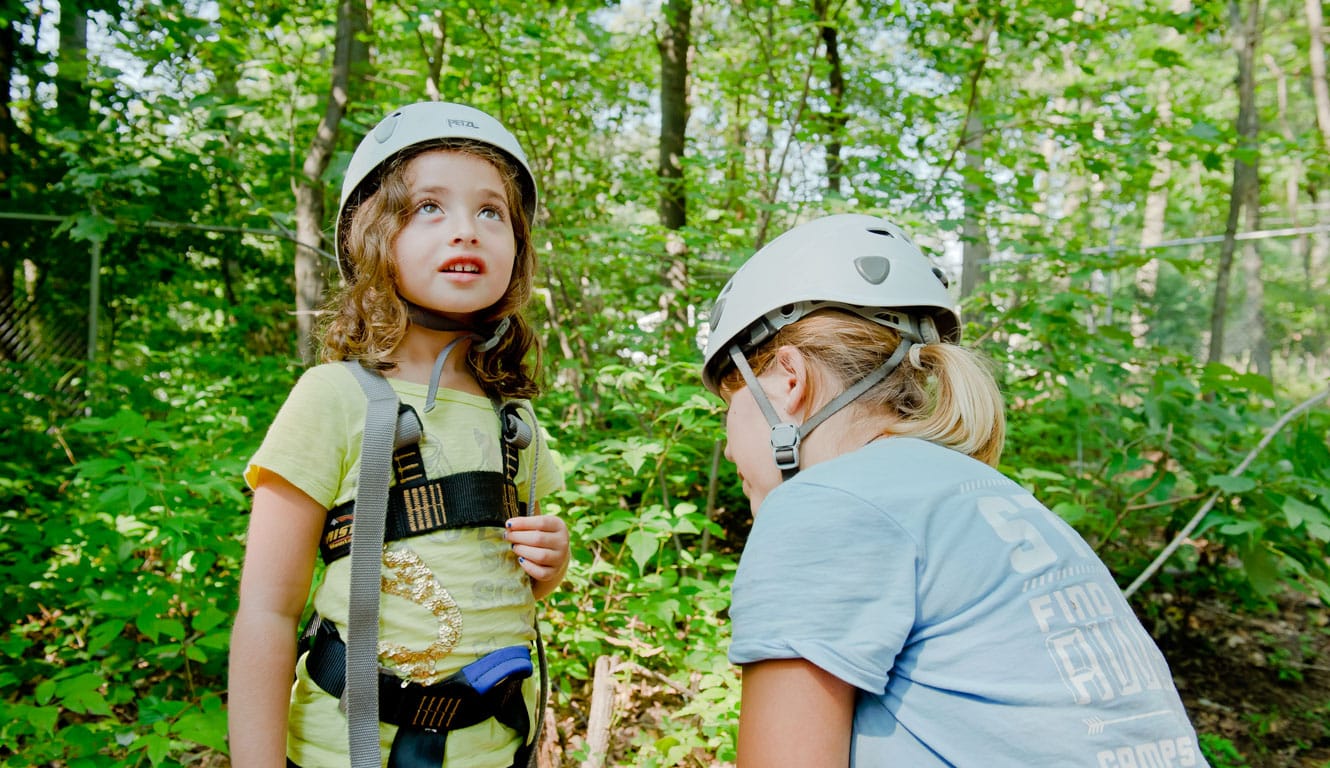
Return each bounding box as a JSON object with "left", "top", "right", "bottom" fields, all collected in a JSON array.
[{"left": 771, "top": 346, "right": 815, "bottom": 421}]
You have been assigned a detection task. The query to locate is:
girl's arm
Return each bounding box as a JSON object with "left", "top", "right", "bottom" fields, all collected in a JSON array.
[
  {"left": 228, "top": 473, "right": 325, "bottom": 768},
  {"left": 504, "top": 510, "right": 569, "bottom": 600},
  {"left": 737, "top": 659, "right": 855, "bottom": 768}
]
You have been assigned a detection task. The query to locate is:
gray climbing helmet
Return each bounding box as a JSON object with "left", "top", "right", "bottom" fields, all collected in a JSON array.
[
  {"left": 701, "top": 213, "right": 959, "bottom": 395},
  {"left": 335, "top": 101, "right": 538, "bottom": 283}
]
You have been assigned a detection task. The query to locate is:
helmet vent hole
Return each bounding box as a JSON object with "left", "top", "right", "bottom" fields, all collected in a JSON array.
[
  {"left": 709, "top": 299, "right": 726, "bottom": 331},
  {"left": 778, "top": 304, "right": 797, "bottom": 318},
  {"left": 866, "top": 227, "right": 895, "bottom": 238},
  {"left": 931, "top": 266, "right": 950, "bottom": 288}
]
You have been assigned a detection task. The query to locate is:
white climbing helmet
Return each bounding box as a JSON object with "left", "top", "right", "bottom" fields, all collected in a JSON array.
[
  {"left": 335, "top": 101, "right": 538, "bottom": 282},
  {"left": 701, "top": 213, "right": 959, "bottom": 394}
]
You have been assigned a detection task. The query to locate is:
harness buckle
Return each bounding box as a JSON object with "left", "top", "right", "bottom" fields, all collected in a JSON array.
[{"left": 769, "top": 423, "right": 801, "bottom": 471}]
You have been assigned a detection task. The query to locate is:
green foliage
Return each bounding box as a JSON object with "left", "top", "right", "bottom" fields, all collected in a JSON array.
[
  {"left": 0, "top": 351, "right": 292, "bottom": 764},
  {"left": 5, "top": 0, "right": 1330, "bottom": 765},
  {"left": 1199, "top": 733, "right": 1252, "bottom": 768},
  {"left": 541, "top": 360, "right": 743, "bottom": 760},
  {"left": 991, "top": 257, "right": 1330, "bottom": 606}
]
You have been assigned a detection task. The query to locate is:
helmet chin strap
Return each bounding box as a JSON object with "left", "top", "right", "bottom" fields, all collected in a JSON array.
[
  {"left": 406, "top": 298, "right": 512, "bottom": 414},
  {"left": 727, "top": 339, "right": 914, "bottom": 482},
  {"left": 405, "top": 299, "right": 473, "bottom": 332},
  {"left": 404, "top": 299, "right": 511, "bottom": 350}
]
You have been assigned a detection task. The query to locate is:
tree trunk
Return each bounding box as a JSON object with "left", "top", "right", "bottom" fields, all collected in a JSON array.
[
  {"left": 814, "top": 0, "right": 846, "bottom": 196},
  {"left": 0, "top": 4, "right": 17, "bottom": 337},
  {"left": 579, "top": 655, "right": 618, "bottom": 768},
  {"left": 1135, "top": 77, "right": 1173, "bottom": 344},
  {"left": 1307, "top": 0, "right": 1330, "bottom": 150},
  {"left": 1208, "top": 0, "right": 1262, "bottom": 367},
  {"left": 414, "top": 8, "right": 447, "bottom": 101},
  {"left": 56, "top": 0, "right": 89, "bottom": 131},
  {"left": 293, "top": 0, "right": 369, "bottom": 364},
  {"left": 657, "top": 0, "right": 691, "bottom": 337},
  {"left": 1265, "top": 53, "right": 1307, "bottom": 281},
  {"left": 960, "top": 107, "right": 989, "bottom": 299}
]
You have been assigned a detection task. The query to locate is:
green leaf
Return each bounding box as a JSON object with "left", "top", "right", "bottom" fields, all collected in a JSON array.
[
  {"left": 145, "top": 732, "right": 172, "bottom": 765},
  {"left": 1218, "top": 520, "right": 1261, "bottom": 536},
  {"left": 587, "top": 517, "right": 635, "bottom": 540},
  {"left": 1208, "top": 475, "right": 1256, "bottom": 493},
  {"left": 1282, "top": 497, "right": 1330, "bottom": 542},
  {"left": 55, "top": 673, "right": 110, "bottom": 715},
  {"left": 1150, "top": 48, "right": 1183, "bottom": 68},
  {"left": 66, "top": 212, "right": 117, "bottom": 244},
  {"left": 626, "top": 529, "right": 659, "bottom": 574},
  {"left": 88, "top": 619, "right": 127, "bottom": 652},
  {"left": 1239, "top": 544, "right": 1280, "bottom": 596},
  {"left": 622, "top": 440, "right": 663, "bottom": 475},
  {"left": 1186, "top": 121, "right": 1222, "bottom": 142}
]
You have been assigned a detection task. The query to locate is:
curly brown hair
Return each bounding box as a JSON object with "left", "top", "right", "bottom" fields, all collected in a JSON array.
[{"left": 319, "top": 139, "right": 541, "bottom": 400}]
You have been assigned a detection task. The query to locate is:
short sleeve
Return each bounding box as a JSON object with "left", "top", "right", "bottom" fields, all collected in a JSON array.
[
  {"left": 244, "top": 364, "right": 356, "bottom": 509},
  {"left": 728, "top": 479, "right": 919, "bottom": 694}
]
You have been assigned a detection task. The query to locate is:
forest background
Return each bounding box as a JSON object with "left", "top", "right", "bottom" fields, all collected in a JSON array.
[{"left": 2, "top": 0, "right": 1330, "bottom": 765}]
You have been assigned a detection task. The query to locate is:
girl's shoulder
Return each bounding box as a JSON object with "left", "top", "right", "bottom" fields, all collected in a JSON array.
[{"left": 288, "top": 362, "right": 369, "bottom": 407}]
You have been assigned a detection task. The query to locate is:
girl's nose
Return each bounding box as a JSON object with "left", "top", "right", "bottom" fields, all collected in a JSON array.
[{"left": 449, "top": 216, "right": 479, "bottom": 244}]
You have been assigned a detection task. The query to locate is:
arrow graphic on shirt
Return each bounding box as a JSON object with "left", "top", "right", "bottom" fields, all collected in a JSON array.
[{"left": 1083, "top": 710, "right": 1173, "bottom": 735}]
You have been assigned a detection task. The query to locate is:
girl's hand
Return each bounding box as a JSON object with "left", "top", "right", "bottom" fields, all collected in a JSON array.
[{"left": 504, "top": 513, "right": 570, "bottom": 600}]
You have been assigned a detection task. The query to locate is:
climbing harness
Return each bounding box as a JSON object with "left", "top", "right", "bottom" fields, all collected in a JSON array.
[
  {"left": 304, "top": 619, "right": 533, "bottom": 768},
  {"left": 306, "top": 339, "right": 547, "bottom": 768}
]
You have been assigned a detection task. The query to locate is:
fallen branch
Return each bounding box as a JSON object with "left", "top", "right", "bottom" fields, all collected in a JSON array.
[
  {"left": 619, "top": 660, "right": 693, "bottom": 696},
  {"left": 1123, "top": 385, "right": 1330, "bottom": 599},
  {"left": 579, "top": 655, "right": 618, "bottom": 768}
]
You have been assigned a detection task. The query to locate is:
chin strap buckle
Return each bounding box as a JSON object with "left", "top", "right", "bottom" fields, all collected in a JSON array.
[{"left": 770, "top": 422, "right": 801, "bottom": 473}]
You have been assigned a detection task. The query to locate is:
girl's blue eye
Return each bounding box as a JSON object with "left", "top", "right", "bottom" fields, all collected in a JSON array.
[
  {"left": 417, "top": 202, "right": 441, "bottom": 216},
  {"left": 478, "top": 206, "right": 503, "bottom": 221}
]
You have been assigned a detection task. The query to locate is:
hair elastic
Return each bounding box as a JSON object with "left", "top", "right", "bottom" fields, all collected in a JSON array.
[{"left": 908, "top": 342, "right": 926, "bottom": 369}]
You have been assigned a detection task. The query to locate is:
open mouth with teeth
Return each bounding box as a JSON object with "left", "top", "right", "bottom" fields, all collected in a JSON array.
[{"left": 440, "top": 260, "right": 483, "bottom": 274}]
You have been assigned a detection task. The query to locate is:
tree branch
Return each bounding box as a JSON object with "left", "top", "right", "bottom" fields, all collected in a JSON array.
[{"left": 1123, "top": 385, "right": 1330, "bottom": 599}]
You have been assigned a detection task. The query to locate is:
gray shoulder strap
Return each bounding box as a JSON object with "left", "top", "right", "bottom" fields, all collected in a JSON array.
[{"left": 342, "top": 361, "right": 397, "bottom": 768}]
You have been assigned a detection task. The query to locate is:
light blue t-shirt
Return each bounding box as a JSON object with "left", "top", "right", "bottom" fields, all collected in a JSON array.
[{"left": 729, "top": 438, "right": 1207, "bottom": 768}]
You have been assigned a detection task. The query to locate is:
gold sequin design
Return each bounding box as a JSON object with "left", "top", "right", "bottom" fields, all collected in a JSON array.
[{"left": 379, "top": 546, "right": 462, "bottom": 684}]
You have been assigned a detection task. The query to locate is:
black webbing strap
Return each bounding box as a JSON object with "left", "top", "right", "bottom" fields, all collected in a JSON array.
[
  {"left": 319, "top": 471, "right": 525, "bottom": 563},
  {"left": 318, "top": 380, "right": 526, "bottom": 565}
]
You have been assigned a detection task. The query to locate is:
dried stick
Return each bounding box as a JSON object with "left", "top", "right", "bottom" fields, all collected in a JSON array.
[{"left": 580, "top": 655, "right": 618, "bottom": 768}]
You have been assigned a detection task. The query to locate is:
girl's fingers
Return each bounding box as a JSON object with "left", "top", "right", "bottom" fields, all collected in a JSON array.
[
  {"left": 509, "top": 542, "right": 559, "bottom": 566},
  {"left": 504, "top": 517, "right": 569, "bottom": 549},
  {"left": 505, "top": 514, "right": 567, "bottom": 533}
]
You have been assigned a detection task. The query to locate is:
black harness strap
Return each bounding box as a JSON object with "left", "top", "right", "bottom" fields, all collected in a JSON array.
[
  {"left": 320, "top": 471, "right": 524, "bottom": 563},
  {"left": 304, "top": 620, "right": 531, "bottom": 768},
  {"left": 318, "top": 402, "right": 525, "bottom": 564}
]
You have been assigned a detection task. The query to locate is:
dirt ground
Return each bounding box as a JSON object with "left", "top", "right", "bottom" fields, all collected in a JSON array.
[{"left": 1149, "top": 589, "right": 1330, "bottom": 768}]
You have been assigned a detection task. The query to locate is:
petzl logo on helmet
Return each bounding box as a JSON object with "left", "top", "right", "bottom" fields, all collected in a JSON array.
[{"left": 448, "top": 118, "right": 480, "bottom": 129}]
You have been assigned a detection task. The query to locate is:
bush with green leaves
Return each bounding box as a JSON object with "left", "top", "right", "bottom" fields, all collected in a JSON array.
[{"left": 0, "top": 352, "right": 291, "bottom": 766}]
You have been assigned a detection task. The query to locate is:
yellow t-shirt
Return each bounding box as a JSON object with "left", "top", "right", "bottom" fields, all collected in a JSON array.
[{"left": 245, "top": 362, "right": 564, "bottom": 768}]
